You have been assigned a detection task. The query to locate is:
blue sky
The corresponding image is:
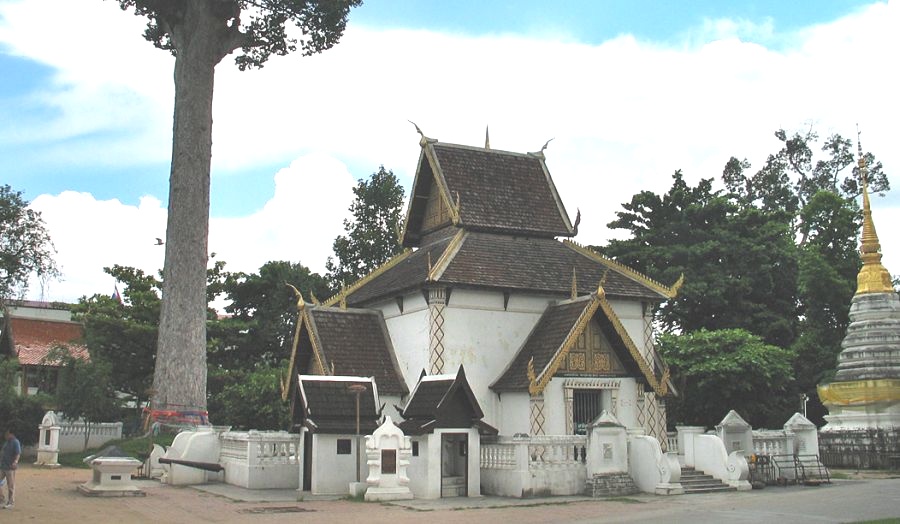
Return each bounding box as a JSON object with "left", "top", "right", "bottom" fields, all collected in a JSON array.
[{"left": 0, "top": 0, "right": 897, "bottom": 302}]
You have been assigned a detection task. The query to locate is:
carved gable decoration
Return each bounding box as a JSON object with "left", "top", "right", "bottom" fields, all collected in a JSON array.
[{"left": 492, "top": 291, "right": 670, "bottom": 397}]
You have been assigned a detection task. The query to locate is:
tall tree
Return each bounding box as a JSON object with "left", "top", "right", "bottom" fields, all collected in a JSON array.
[
  {"left": 603, "top": 171, "right": 798, "bottom": 347},
  {"left": 208, "top": 260, "right": 329, "bottom": 370},
  {"left": 71, "top": 265, "right": 162, "bottom": 410},
  {"left": 117, "top": 0, "right": 362, "bottom": 414},
  {"left": 0, "top": 184, "right": 58, "bottom": 305},
  {"left": 326, "top": 166, "right": 405, "bottom": 288}
]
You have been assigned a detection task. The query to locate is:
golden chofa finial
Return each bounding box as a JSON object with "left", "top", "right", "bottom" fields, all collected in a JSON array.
[
  {"left": 855, "top": 133, "right": 893, "bottom": 295},
  {"left": 285, "top": 282, "right": 305, "bottom": 310}
]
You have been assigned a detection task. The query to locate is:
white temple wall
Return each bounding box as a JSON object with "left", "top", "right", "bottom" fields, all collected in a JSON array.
[
  {"left": 380, "top": 394, "right": 403, "bottom": 422},
  {"left": 406, "top": 436, "right": 429, "bottom": 498},
  {"left": 494, "top": 392, "right": 531, "bottom": 436},
  {"left": 378, "top": 291, "right": 429, "bottom": 387},
  {"left": 606, "top": 298, "right": 649, "bottom": 357},
  {"left": 440, "top": 289, "right": 549, "bottom": 426},
  {"left": 309, "top": 434, "right": 367, "bottom": 495}
]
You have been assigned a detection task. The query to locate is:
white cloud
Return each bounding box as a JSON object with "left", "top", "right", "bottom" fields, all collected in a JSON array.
[
  {"left": 27, "top": 153, "right": 355, "bottom": 302},
  {"left": 6, "top": 0, "right": 900, "bottom": 302}
]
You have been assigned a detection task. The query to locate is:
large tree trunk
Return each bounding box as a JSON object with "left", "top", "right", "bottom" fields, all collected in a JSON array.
[{"left": 151, "top": 2, "right": 232, "bottom": 415}]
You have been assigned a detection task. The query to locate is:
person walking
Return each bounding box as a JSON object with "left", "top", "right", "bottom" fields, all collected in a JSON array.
[{"left": 0, "top": 429, "right": 20, "bottom": 509}]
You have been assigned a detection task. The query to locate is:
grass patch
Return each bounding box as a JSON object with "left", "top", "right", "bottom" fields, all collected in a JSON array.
[
  {"left": 57, "top": 433, "right": 177, "bottom": 469},
  {"left": 829, "top": 471, "right": 853, "bottom": 480},
  {"left": 850, "top": 519, "right": 900, "bottom": 524}
]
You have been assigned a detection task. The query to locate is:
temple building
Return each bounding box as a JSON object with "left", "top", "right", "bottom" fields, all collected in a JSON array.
[
  {"left": 817, "top": 142, "right": 900, "bottom": 467},
  {"left": 284, "top": 131, "right": 681, "bottom": 494}
]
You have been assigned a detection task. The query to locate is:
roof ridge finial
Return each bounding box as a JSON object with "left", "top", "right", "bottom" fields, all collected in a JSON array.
[
  {"left": 854, "top": 127, "right": 893, "bottom": 295},
  {"left": 485, "top": 125, "right": 490, "bottom": 150},
  {"left": 339, "top": 282, "right": 348, "bottom": 309},
  {"left": 285, "top": 282, "right": 305, "bottom": 310}
]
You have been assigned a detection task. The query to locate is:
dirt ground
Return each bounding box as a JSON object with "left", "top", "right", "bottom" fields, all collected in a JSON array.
[
  {"left": 2, "top": 464, "right": 898, "bottom": 524},
  {"left": 1, "top": 464, "right": 643, "bottom": 524}
]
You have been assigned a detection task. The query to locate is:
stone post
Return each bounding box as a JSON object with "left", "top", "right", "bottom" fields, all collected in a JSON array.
[
  {"left": 35, "top": 411, "right": 61, "bottom": 468},
  {"left": 676, "top": 425, "right": 705, "bottom": 468}
]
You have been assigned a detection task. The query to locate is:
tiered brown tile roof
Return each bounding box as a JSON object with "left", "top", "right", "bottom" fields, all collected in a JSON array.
[
  {"left": 5, "top": 317, "right": 88, "bottom": 366},
  {"left": 398, "top": 367, "right": 496, "bottom": 436},
  {"left": 492, "top": 293, "right": 660, "bottom": 393},
  {"left": 304, "top": 307, "right": 407, "bottom": 396},
  {"left": 298, "top": 376, "right": 380, "bottom": 433},
  {"left": 342, "top": 233, "right": 668, "bottom": 307},
  {"left": 492, "top": 297, "right": 593, "bottom": 392}
]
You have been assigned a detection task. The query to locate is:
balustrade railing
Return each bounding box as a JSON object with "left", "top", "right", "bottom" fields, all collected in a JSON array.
[
  {"left": 752, "top": 430, "right": 792, "bottom": 457},
  {"left": 220, "top": 431, "right": 300, "bottom": 466}
]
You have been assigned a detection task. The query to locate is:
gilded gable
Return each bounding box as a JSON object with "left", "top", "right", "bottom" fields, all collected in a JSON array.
[
  {"left": 557, "top": 317, "right": 625, "bottom": 375},
  {"left": 422, "top": 179, "right": 452, "bottom": 232}
]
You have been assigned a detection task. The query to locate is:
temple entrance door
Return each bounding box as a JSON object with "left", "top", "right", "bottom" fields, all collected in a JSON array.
[
  {"left": 302, "top": 432, "right": 313, "bottom": 491},
  {"left": 573, "top": 389, "right": 604, "bottom": 435},
  {"left": 440, "top": 433, "right": 468, "bottom": 497}
]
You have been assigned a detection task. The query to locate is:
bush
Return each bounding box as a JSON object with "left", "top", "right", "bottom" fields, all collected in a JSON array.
[
  {"left": 208, "top": 364, "right": 289, "bottom": 430},
  {"left": 0, "top": 393, "right": 46, "bottom": 446}
]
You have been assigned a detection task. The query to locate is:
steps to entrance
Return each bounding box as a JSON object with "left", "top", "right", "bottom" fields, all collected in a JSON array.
[
  {"left": 680, "top": 467, "right": 737, "bottom": 494},
  {"left": 441, "top": 476, "right": 466, "bottom": 497}
]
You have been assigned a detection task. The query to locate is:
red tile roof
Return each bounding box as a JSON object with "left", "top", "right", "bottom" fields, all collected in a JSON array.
[{"left": 8, "top": 317, "right": 89, "bottom": 366}]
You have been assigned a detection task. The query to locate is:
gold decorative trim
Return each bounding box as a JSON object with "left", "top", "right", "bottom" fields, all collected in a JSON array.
[
  {"left": 528, "top": 297, "right": 601, "bottom": 396},
  {"left": 322, "top": 249, "right": 413, "bottom": 307},
  {"left": 596, "top": 293, "right": 667, "bottom": 396},
  {"left": 564, "top": 240, "right": 682, "bottom": 299},
  {"left": 282, "top": 311, "right": 306, "bottom": 401},
  {"left": 818, "top": 379, "right": 900, "bottom": 406},
  {"left": 305, "top": 309, "right": 330, "bottom": 376},
  {"left": 428, "top": 230, "right": 467, "bottom": 281},
  {"left": 423, "top": 141, "right": 461, "bottom": 225}
]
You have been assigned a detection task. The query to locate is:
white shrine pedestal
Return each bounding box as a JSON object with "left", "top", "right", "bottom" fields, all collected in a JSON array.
[{"left": 78, "top": 457, "right": 145, "bottom": 497}]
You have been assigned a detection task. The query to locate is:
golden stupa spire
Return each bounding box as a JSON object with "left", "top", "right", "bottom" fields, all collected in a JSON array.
[{"left": 855, "top": 132, "right": 893, "bottom": 295}]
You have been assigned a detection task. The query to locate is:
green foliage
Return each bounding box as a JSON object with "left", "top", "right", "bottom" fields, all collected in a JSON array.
[
  {"left": 326, "top": 166, "right": 406, "bottom": 289},
  {"left": 0, "top": 358, "right": 46, "bottom": 446},
  {"left": 604, "top": 171, "right": 798, "bottom": 347},
  {"left": 118, "top": 0, "right": 362, "bottom": 69},
  {"left": 208, "top": 260, "right": 330, "bottom": 370},
  {"left": 0, "top": 184, "right": 58, "bottom": 302},
  {"left": 51, "top": 347, "right": 119, "bottom": 450},
  {"left": 71, "top": 265, "right": 161, "bottom": 408},
  {"left": 659, "top": 329, "right": 796, "bottom": 428},
  {"left": 207, "top": 364, "right": 289, "bottom": 431},
  {"left": 605, "top": 127, "right": 891, "bottom": 426}
]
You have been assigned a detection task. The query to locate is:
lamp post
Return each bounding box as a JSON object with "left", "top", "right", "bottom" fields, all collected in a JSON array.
[{"left": 348, "top": 384, "right": 367, "bottom": 483}]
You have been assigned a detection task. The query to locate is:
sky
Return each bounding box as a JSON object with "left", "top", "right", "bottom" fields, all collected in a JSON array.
[{"left": 1, "top": 0, "right": 898, "bottom": 304}]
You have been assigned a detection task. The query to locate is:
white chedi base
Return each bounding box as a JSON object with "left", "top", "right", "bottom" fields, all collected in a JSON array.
[{"left": 821, "top": 405, "right": 900, "bottom": 432}]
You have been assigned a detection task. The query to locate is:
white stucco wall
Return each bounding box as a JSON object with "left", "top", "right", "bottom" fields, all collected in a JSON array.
[
  {"left": 494, "top": 392, "right": 531, "bottom": 436},
  {"left": 440, "top": 289, "right": 549, "bottom": 427},
  {"left": 406, "top": 436, "right": 429, "bottom": 498},
  {"left": 606, "top": 298, "right": 650, "bottom": 358},
  {"left": 310, "top": 434, "right": 367, "bottom": 495},
  {"left": 378, "top": 291, "right": 429, "bottom": 386}
]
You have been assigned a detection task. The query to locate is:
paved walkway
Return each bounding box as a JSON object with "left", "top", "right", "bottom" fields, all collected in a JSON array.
[{"left": 5, "top": 464, "right": 899, "bottom": 523}]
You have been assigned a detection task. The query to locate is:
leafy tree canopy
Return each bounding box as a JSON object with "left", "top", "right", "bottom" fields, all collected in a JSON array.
[
  {"left": 0, "top": 184, "right": 58, "bottom": 303},
  {"left": 71, "top": 265, "right": 162, "bottom": 409},
  {"left": 659, "top": 329, "right": 796, "bottom": 428},
  {"left": 603, "top": 171, "right": 798, "bottom": 347},
  {"left": 326, "top": 166, "right": 405, "bottom": 289},
  {"left": 208, "top": 260, "right": 330, "bottom": 369},
  {"left": 49, "top": 346, "right": 119, "bottom": 449}
]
